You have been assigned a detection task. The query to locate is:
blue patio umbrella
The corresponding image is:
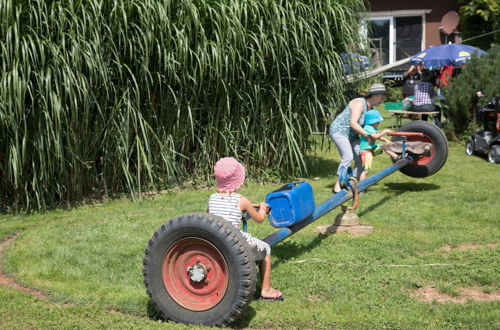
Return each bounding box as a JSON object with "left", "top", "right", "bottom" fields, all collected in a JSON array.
[{"left": 410, "top": 43, "right": 486, "bottom": 67}]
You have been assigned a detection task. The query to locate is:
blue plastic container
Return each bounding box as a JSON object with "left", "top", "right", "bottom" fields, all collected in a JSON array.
[{"left": 265, "top": 181, "right": 316, "bottom": 228}]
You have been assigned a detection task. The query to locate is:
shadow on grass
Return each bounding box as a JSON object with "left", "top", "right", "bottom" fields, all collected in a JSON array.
[
  {"left": 304, "top": 154, "right": 339, "bottom": 179},
  {"left": 233, "top": 306, "right": 257, "bottom": 328},
  {"left": 146, "top": 299, "right": 163, "bottom": 321},
  {"left": 272, "top": 234, "right": 329, "bottom": 267},
  {"left": 147, "top": 291, "right": 257, "bottom": 328},
  {"left": 267, "top": 183, "right": 441, "bottom": 259},
  {"left": 355, "top": 182, "right": 440, "bottom": 216},
  {"left": 383, "top": 182, "right": 441, "bottom": 192},
  {"left": 321, "top": 179, "right": 441, "bottom": 192},
  {"left": 357, "top": 195, "right": 393, "bottom": 217}
]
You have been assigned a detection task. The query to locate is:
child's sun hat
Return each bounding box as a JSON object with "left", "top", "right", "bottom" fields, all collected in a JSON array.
[
  {"left": 214, "top": 157, "right": 246, "bottom": 192},
  {"left": 364, "top": 109, "right": 384, "bottom": 125}
]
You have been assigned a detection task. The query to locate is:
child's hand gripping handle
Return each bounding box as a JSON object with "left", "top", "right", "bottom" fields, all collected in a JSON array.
[
  {"left": 243, "top": 203, "right": 271, "bottom": 232},
  {"left": 253, "top": 203, "right": 271, "bottom": 214}
]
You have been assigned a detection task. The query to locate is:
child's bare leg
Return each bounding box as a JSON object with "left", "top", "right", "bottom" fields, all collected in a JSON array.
[
  {"left": 259, "top": 255, "right": 281, "bottom": 298},
  {"left": 359, "top": 151, "right": 369, "bottom": 180},
  {"left": 382, "top": 144, "right": 398, "bottom": 159}
]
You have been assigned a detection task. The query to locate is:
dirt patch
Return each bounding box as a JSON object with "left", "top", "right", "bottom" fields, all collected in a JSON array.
[
  {"left": 0, "top": 234, "right": 48, "bottom": 299},
  {"left": 441, "top": 243, "right": 498, "bottom": 252},
  {"left": 414, "top": 287, "right": 500, "bottom": 304}
]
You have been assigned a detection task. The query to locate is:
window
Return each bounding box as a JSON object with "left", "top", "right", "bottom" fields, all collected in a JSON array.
[
  {"left": 367, "top": 17, "right": 394, "bottom": 65},
  {"left": 365, "top": 10, "right": 429, "bottom": 65}
]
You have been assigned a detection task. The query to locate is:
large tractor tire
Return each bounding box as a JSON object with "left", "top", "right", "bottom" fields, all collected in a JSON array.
[
  {"left": 393, "top": 121, "right": 448, "bottom": 178},
  {"left": 143, "top": 213, "right": 256, "bottom": 327}
]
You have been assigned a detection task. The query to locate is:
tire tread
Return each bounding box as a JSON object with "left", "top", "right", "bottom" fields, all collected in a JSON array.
[
  {"left": 143, "top": 213, "right": 256, "bottom": 326},
  {"left": 394, "top": 121, "right": 448, "bottom": 178}
]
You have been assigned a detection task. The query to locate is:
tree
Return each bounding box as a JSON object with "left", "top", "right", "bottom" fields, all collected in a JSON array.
[
  {"left": 443, "top": 45, "right": 500, "bottom": 138},
  {"left": 459, "top": 0, "right": 500, "bottom": 49}
]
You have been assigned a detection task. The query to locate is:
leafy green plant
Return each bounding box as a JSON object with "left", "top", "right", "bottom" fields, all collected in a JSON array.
[
  {"left": 384, "top": 80, "right": 403, "bottom": 103},
  {"left": 442, "top": 44, "right": 500, "bottom": 138},
  {"left": 460, "top": 121, "right": 483, "bottom": 142},
  {"left": 0, "top": 0, "right": 367, "bottom": 211},
  {"left": 459, "top": 0, "right": 500, "bottom": 50}
]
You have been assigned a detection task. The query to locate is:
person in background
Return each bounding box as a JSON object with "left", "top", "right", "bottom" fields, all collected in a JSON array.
[
  {"left": 329, "top": 83, "right": 387, "bottom": 193},
  {"left": 436, "top": 65, "right": 454, "bottom": 92},
  {"left": 412, "top": 69, "right": 442, "bottom": 127},
  {"left": 402, "top": 65, "right": 422, "bottom": 98}
]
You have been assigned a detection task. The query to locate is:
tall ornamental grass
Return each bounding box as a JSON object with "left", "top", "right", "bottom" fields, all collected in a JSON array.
[{"left": 0, "top": 0, "right": 367, "bottom": 211}]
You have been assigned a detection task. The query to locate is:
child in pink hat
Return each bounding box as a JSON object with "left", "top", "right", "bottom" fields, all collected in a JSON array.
[{"left": 208, "top": 157, "right": 283, "bottom": 301}]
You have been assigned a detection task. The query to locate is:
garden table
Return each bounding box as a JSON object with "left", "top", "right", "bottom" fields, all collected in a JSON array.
[{"left": 389, "top": 110, "right": 440, "bottom": 130}]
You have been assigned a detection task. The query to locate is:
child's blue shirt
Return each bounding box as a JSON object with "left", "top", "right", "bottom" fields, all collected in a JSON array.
[{"left": 360, "top": 125, "right": 379, "bottom": 151}]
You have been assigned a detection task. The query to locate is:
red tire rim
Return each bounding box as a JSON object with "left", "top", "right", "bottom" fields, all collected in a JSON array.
[
  {"left": 407, "top": 134, "right": 434, "bottom": 166},
  {"left": 162, "top": 237, "right": 228, "bottom": 311}
]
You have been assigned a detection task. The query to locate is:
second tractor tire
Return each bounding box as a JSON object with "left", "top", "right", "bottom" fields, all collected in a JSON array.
[{"left": 393, "top": 121, "right": 448, "bottom": 178}]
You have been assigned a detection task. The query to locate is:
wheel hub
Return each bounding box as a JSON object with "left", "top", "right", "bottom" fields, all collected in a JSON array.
[{"left": 187, "top": 259, "right": 209, "bottom": 282}]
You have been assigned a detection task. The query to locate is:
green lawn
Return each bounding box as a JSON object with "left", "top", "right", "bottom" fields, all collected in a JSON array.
[{"left": 1, "top": 135, "right": 499, "bottom": 329}]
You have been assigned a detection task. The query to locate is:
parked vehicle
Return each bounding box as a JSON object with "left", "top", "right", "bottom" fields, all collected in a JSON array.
[{"left": 465, "top": 95, "right": 500, "bottom": 164}]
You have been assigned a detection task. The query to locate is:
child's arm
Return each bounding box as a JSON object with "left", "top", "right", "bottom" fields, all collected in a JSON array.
[
  {"left": 369, "top": 129, "right": 393, "bottom": 140},
  {"left": 380, "top": 136, "right": 391, "bottom": 144},
  {"left": 240, "top": 196, "right": 268, "bottom": 223}
]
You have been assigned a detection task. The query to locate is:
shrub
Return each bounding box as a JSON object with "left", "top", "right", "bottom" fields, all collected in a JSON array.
[
  {"left": 442, "top": 44, "right": 500, "bottom": 138},
  {"left": 385, "top": 81, "right": 403, "bottom": 103}
]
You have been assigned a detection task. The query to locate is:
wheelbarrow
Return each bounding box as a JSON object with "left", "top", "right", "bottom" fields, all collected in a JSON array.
[{"left": 142, "top": 121, "right": 448, "bottom": 326}]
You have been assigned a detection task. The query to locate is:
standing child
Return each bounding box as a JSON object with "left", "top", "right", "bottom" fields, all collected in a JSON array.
[
  {"left": 359, "top": 110, "right": 398, "bottom": 181},
  {"left": 208, "top": 157, "right": 284, "bottom": 301}
]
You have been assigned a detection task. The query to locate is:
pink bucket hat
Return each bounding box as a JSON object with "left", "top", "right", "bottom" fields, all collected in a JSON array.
[{"left": 214, "top": 157, "right": 246, "bottom": 192}]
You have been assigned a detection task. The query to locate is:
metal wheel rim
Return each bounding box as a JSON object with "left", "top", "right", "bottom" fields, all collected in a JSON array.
[
  {"left": 162, "top": 237, "right": 229, "bottom": 311},
  {"left": 465, "top": 141, "right": 473, "bottom": 155},
  {"left": 488, "top": 150, "right": 495, "bottom": 163}
]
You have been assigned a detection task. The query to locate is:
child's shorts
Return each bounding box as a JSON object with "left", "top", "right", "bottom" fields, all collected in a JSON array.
[
  {"left": 361, "top": 145, "right": 383, "bottom": 171},
  {"left": 242, "top": 231, "right": 271, "bottom": 256}
]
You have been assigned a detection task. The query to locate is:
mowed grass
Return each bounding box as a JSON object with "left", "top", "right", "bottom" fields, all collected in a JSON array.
[{"left": 1, "top": 135, "right": 499, "bottom": 329}]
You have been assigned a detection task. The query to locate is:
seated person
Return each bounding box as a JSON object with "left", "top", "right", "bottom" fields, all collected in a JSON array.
[
  {"left": 412, "top": 69, "right": 442, "bottom": 127},
  {"left": 208, "top": 157, "right": 283, "bottom": 301}
]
